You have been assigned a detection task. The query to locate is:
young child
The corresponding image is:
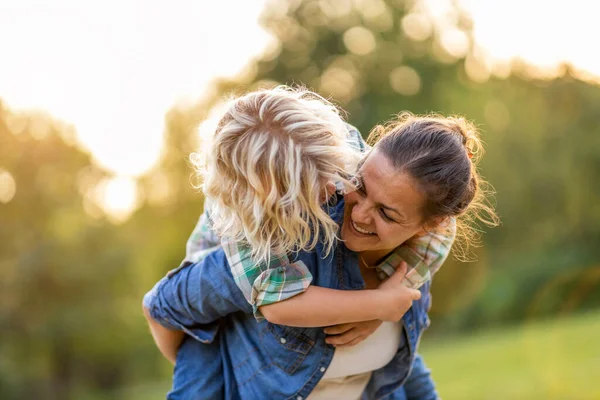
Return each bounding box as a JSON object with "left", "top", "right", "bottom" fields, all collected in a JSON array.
[{"left": 146, "top": 87, "right": 455, "bottom": 398}]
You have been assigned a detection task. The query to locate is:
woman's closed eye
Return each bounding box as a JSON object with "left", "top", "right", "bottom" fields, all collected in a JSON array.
[{"left": 379, "top": 208, "right": 396, "bottom": 223}]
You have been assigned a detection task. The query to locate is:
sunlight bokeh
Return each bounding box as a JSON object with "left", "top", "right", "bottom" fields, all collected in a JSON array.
[
  {"left": 458, "top": 0, "right": 600, "bottom": 79},
  {"left": 95, "top": 176, "right": 139, "bottom": 224},
  {"left": 0, "top": 0, "right": 597, "bottom": 220},
  {"left": 0, "top": 168, "right": 17, "bottom": 204}
]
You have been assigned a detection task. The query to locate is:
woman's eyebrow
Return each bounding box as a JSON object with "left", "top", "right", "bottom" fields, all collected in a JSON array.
[
  {"left": 358, "top": 175, "right": 406, "bottom": 220},
  {"left": 355, "top": 174, "right": 366, "bottom": 192},
  {"left": 356, "top": 155, "right": 367, "bottom": 171}
]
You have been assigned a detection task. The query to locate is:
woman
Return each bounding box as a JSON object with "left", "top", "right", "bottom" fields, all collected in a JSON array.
[{"left": 144, "top": 113, "right": 498, "bottom": 399}]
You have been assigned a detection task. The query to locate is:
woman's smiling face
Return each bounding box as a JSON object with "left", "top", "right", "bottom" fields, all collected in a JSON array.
[{"left": 341, "top": 150, "right": 427, "bottom": 259}]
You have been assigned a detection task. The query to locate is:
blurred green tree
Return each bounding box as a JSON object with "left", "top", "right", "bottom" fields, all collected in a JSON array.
[{"left": 0, "top": 104, "right": 161, "bottom": 399}]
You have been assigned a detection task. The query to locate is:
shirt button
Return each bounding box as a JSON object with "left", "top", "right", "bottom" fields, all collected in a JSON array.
[
  {"left": 297, "top": 396, "right": 303, "bottom": 400},
  {"left": 280, "top": 337, "right": 287, "bottom": 344},
  {"left": 320, "top": 367, "right": 326, "bottom": 372}
]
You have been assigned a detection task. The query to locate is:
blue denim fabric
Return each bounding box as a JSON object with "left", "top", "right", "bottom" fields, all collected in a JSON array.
[
  {"left": 393, "top": 354, "right": 438, "bottom": 400},
  {"left": 145, "top": 199, "right": 435, "bottom": 399},
  {"left": 170, "top": 339, "right": 437, "bottom": 400},
  {"left": 169, "top": 335, "right": 225, "bottom": 400}
]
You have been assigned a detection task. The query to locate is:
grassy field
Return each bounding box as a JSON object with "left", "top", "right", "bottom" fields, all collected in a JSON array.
[
  {"left": 122, "top": 311, "right": 600, "bottom": 400},
  {"left": 420, "top": 311, "right": 600, "bottom": 400}
]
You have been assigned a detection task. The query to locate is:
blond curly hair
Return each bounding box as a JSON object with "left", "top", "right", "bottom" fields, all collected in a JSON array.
[{"left": 193, "top": 86, "right": 361, "bottom": 264}]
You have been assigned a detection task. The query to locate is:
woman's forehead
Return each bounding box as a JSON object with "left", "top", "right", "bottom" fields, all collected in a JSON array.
[{"left": 359, "top": 151, "right": 424, "bottom": 217}]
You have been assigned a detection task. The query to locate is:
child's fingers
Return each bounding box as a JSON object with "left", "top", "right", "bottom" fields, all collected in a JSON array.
[
  {"left": 386, "top": 261, "right": 408, "bottom": 284},
  {"left": 407, "top": 288, "right": 422, "bottom": 300},
  {"left": 397, "top": 261, "right": 408, "bottom": 275}
]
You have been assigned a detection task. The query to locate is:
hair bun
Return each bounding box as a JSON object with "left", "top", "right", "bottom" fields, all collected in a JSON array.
[{"left": 447, "top": 116, "right": 483, "bottom": 163}]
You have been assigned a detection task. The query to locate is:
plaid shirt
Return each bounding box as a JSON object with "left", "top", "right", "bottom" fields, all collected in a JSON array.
[
  {"left": 377, "top": 220, "right": 456, "bottom": 282},
  {"left": 184, "top": 200, "right": 221, "bottom": 262},
  {"left": 183, "top": 124, "right": 455, "bottom": 320}
]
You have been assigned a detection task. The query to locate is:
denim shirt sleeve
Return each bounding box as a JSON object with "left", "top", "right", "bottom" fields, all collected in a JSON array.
[{"left": 143, "top": 249, "right": 252, "bottom": 343}]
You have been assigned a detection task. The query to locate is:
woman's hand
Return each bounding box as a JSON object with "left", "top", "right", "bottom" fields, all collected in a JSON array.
[
  {"left": 376, "top": 261, "right": 422, "bottom": 322},
  {"left": 324, "top": 319, "right": 383, "bottom": 347}
]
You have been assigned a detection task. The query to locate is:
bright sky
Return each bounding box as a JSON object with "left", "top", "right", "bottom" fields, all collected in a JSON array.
[
  {"left": 458, "top": 0, "right": 599, "bottom": 75},
  {"left": 0, "top": 0, "right": 271, "bottom": 177},
  {"left": 0, "top": 0, "right": 597, "bottom": 219}
]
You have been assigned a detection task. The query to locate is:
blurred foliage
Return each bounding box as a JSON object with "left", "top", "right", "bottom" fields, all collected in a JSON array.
[
  {"left": 421, "top": 310, "right": 600, "bottom": 399},
  {"left": 1, "top": 0, "right": 599, "bottom": 398}
]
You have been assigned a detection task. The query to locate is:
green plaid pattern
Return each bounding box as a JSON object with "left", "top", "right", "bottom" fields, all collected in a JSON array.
[
  {"left": 375, "top": 218, "right": 457, "bottom": 282},
  {"left": 222, "top": 240, "right": 312, "bottom": 320},
  {"left": 184, "top": 201, "right": 221, "bottom": 264}
]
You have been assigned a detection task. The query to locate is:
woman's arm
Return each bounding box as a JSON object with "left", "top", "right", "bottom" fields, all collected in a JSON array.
[
  {"left": 142, "top": 252, "right": 251, "bottom": 360},
  {"left": 143, "top": 203, "right": 222, "bottom": 363},
  {"left": 143, "top": 305, "right": 184, "bottom": 364}
]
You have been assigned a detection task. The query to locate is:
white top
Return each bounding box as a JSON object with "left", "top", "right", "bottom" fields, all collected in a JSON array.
[{"left": 308, "top": 321, "right": 402, "bottom": 400}]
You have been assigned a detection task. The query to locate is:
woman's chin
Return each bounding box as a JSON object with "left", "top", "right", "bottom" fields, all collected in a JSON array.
[
  {"left": 341, "top": 223, "right": 367, "bottom": 252},
  {"left": 342, "top": 238, "right": 360, "bottom": 252},
  {"left": 340, "top": 225, "right": 355, "bottom": 248}
]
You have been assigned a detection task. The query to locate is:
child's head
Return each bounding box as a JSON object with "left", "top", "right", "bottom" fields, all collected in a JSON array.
[{"left": 197, "top": 86, "right": 361, "bottom": 263}]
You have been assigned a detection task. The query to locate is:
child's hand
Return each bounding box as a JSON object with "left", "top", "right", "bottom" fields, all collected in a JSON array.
[
  {"left": 323, "top": 319, "right": 383, "bottom": 347},
  {"left": 376, "top": 261, "right": 421, "bottom": 322}
]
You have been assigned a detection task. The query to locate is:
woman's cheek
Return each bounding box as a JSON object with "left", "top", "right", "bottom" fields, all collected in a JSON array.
[{"left": 375, "top": 222, "right": 386, "bottom": 240}]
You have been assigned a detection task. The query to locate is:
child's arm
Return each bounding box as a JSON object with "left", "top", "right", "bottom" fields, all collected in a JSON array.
[
  {"left": 260, "top": 273, "right": 421, "bottom": 327},
  {"left": 223, "top": 240, "right": 420, "bottom": 327}
]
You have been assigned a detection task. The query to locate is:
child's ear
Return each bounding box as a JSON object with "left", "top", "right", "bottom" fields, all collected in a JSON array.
[
  {"left": 320, "top": 181, "right": 337, "bottom": 203},
  {"left": 326, "top": 181, "right": 337, "bottom": 196}
]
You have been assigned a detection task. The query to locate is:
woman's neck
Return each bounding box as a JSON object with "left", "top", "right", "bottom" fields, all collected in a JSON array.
[{"left": 358, "top": 249, "right": 392, "bottom": 267}]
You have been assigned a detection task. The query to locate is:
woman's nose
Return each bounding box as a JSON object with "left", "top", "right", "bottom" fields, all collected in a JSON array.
[{"left": 352, "top": 199, "right": 371, "bottom": 224}]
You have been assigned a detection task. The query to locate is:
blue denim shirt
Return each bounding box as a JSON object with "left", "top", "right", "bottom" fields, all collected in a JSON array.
[{"left": 144, "top": 199, "right": 433, "bottom": 400}]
